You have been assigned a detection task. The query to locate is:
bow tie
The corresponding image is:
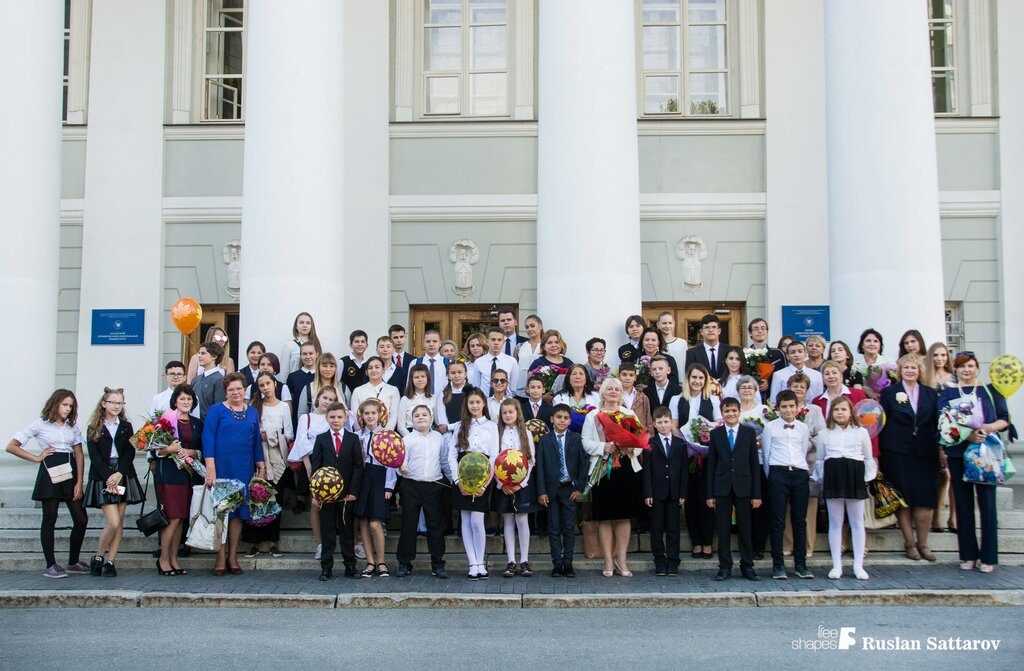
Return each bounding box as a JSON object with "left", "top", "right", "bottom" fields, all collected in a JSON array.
[{"left": 783, "top": 423, "right": 795, "bottom": 429}]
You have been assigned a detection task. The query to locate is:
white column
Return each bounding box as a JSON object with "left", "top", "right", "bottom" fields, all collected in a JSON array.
[
  {"left": 342, "top": 0, "right": 390, "bottom": 340},
  {"left": 240, "top": 1, "right": 346, "bottom": 351},
  {"left": 824, "top": 1, "right": 946, "bottom": 346},
  {"left": 536, "top": 0, "right": 642, "bottom": 361},
  {"left": 996, "top": 0, "right": 1024, "bottom": 425},
  {"left": 0, "top": 0, "right": 63, "bottom": 446},
  {"left": 763, "top": 0, "right": 829, "bottom": 335},
  {"left": 75, "top": 0, "right": 166, "bottom": 418}
]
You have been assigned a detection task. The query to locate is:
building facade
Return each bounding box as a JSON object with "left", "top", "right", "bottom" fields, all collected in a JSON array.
[{"left": 1, "top": 0, "right": 1021, "bottom": 442}]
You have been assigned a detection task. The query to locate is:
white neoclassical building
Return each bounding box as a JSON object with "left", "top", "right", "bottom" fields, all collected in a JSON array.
[{"left": 1, "top": 0, "right": 1022, "bottom": 442}]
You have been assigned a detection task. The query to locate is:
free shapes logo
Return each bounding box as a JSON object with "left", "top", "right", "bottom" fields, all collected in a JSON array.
[
  {"left": 791, "top": 625, "right": 856, "bottom": 652},
  {"left": 839, "top": 627, "right": 857, "bottom": 650}
]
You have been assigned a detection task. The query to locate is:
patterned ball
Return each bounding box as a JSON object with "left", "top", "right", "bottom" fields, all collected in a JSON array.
[
  {"left": 854, "top": 399, "right": 886, "bottom": 439},
  {"left": 309, "top": 467, "right": 345, "bottom": 503},
  {"left": 494, "top": 449, "right": 529, "bottom": 487},
  {"left": 525, "top": 419, "right": 549, "bottom": 444},
  {"left": 457, "top": 452, "right": 492, "bottom": 497},
  {"left": 371, "top": 429, "right": 406, "bottom": 468}
]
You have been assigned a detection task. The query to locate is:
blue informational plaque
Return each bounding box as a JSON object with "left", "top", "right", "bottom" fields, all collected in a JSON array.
[
  {"left": 91, "top": 309, "right": 145, "bottom": 345},
  {"left": 781, "top": 305, "right": 830, "bottom": 341}
]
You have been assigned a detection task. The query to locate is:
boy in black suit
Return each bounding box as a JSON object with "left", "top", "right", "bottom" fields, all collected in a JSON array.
[
  {"left": 310, "top": 403, "right": 363, "bottom": 580},
  {"left": 707, "top": 397, "right": 762, "bottom": 581},
  {"left": 536, "top": 404, "right": 588, "bottom": 577},
  {"left": 643, "top": 407, "right": 687, "bottom": 576},
  {"left": 520, "top": 376, "right": 553, "bottom": 427},
  {"left": 643, "top": 356, "right": 681, "bottom": 410}
]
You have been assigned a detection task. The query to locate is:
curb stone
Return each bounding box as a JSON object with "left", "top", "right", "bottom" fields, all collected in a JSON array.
[
  {"left": 138, "top": 592, "right": 336, "bottom": 608},
  {"left": 522, "top": 593, "right": 757, "bottom": 608},
  {"left": 753, "top": 589, "right": 1024, "bottom": 607},
  {"left": 0, "top": 590, "right": 140, "bottom": 608},
  {"left": 336, "top": 593, "right": 521, "bottom": 608}
]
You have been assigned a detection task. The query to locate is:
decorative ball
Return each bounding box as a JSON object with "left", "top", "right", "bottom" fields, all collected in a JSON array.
[
  {"left": 494, "top": 449, "right": 529, "bottom": 487},
  {"left": 457, "top": 452, "right": 492, "bottom": 497},
  {"left": 525, "top": 419, "right": 549, "bottom": 444},
  {"left": 309, "top": 467, "right": 345, "bottom": 503},
  {"left": 371, "top": 429, "right": 406, "bottom": 468},
  {"left": 854, "top": 399, "right": 886, "bottom": 439}
]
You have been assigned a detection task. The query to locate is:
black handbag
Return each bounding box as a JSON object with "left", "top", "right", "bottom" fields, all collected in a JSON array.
[{"left": 136, "top": 469, "right": 169, "bottom": 536}]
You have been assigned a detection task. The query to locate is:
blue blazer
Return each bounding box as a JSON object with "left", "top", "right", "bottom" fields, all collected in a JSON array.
[
  {"left": 535, "top": 432, "right": 588, "bottom": 497},
  {"left": 878, "top": 383, "right": 939, "bottom": 458}
]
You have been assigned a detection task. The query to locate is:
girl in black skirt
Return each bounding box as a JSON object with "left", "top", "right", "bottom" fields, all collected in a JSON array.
[
  {"left": 813, "top": 397, "right": 876, "bottom": 581},
  {"left": 492, "top": 398, "right": 540, "bottom": 577},
  {"left": 6, "top": 390, "right": 88, "bottom": 578},
  {"left": 83, "top": 388, "right": 144, "bottom": 577},
  {"left": 355, "top": 399, "right": 397, "bottom": 577}
]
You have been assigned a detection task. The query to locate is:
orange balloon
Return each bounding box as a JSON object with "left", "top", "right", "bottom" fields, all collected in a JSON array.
[{"left": 171, "top": 298, "right": 203, "bottom": 335}]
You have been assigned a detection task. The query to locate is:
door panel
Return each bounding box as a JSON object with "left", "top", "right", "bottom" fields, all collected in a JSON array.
[
  {"left": 409, "top": 305, "right": 505, "bottom": 354},
  {"left": 642, "top": 304, "right": 745, "bottom": 347},
  {"left": 182, "top": 306, "right": 240, "bottom": 367}
]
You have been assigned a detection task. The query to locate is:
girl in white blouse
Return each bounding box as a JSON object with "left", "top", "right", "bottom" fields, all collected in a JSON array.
[
  {"left": 813, "top": 397, "right": 876, "bottom": 581},
  {"left": 350, "top": 357, "right": 400, "bottom": 432},
  {"left": 396, "top": 364, "right": 433, "bottom": 436}
]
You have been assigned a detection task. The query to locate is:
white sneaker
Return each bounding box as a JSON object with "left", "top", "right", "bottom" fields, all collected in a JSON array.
[
  {"left": 854, "top": 568, "right": 869, "bottom": 580},
  {"left": 355, "top": 541, "right": 366, "bottom": 560},
  {"left": 314, "top": 544, "right": 322, "bottom": 560},
  {"left": 827, "top": 568, "right": 842, "bottom": 580}
]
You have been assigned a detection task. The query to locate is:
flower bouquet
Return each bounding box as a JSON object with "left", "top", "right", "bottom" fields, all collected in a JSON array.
[
  {"left": 794, "top": 407, "right": 810, "bottom": 423},
  {"left": 584, "top": 411, "right": 651, "bottom": 493},
  {"left": 130, "top": 413, "right": 175, "bottom": 452},
  {"left": 590, "top": 364, "right": 612, "bottom": 391},
  {"left": 938, "top": 396, "right": 985, "bottom": 447},
  {"left": 247, "top": 476, "right": 282, "bottom": 526},
  {"left": 156, "top": 410, "right": 206, "bottom": 477},
  {"left": 739, "top": 413, "right": 765, "bottom": 436},
  {"left": 682, "top": 416, "right": 719, "bottom": 474},
  {"left": 635, "top": 355, "right": 652, "bottom": 387},
  {"left": 865, "top": 363, "right": 897, "bottom": 395},
  {"left": 568, "top": 404, "right": 595, "bottom": 434},
  {"left": 744, "top": 347, "right": 776, "bottom": 384},
  {"left": 762, "top": 405, "right": 779, "bottom": 422},
  {"left": 211, "top": 478, "right": 246, "bottom": 519},
  {"left": 529, "top": 364, "right": 569, "bottom": 393}
]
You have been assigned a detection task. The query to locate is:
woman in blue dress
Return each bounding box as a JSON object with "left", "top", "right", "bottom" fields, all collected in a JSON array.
[{"left": 203, "top": 372, "right": 266, "bottom": 575}]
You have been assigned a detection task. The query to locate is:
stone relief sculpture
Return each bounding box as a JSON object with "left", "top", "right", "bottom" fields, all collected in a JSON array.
[
  {"left": 449, "top": 239, "right": 480, "bottom": 297},
  {"left": 223, "top": 239, "right": 242, "bottom": 300},
  {"left": 676, "top": 235, "right": 707, "bottom": 294}
]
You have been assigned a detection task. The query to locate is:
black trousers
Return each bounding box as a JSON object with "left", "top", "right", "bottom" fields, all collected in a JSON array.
[
  {"left": 649, "top": 498, "right": 681, "bottom": 567},
  {"left": 396, "top": 479, "right": 446, "bottom": 568},
  {"left": 947, "top": 457, "right": 999, "bottom": 565},
  {"left": 685, "top": 470, "right": 714, "bottom": 546},
  {"left": 714, "top": 492, "right": 753, "bottom": 570},
  {"left": 319, "top": 499, "right": 356, "bottom": 571},
  {"left": 546, "top": 483, "right": 577, "bottom": 565},
  {"left": 767, "top": 467, "right": 809, "bottom": 567},
  {"left": 751, "top": 469, "right": 770, "bottom": 553}
]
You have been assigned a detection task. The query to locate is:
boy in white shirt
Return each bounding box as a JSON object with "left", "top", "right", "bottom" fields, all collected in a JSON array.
[
  {"left": 477, "top": 327, "right": 518, "bottom": 397},
  {"left": 769, "top": 341, "right": 824, "bottom": 405}
]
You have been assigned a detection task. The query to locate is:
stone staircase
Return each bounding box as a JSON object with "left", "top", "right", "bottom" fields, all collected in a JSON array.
[{"left": 0, "top": 473, "right": 1020, "bottom": 573}]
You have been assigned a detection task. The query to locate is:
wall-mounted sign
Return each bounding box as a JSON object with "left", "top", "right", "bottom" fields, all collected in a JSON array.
[{"left": 91, "top": 309, "right": 145, "bottom": 345}]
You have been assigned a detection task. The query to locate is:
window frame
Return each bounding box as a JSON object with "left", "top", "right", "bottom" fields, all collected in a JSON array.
[
  {"left": 201, "top": 0, "right": 246, "bottom": 123},
  {"left": 944, "top": 302, "right": 965, "bottom": 354},
  {"left": 928, "top": 0, "right": 957, "bottom": 116}
]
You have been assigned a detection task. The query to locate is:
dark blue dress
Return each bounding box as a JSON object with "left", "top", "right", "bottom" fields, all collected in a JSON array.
[{"left": 202, "top": 403, "right": 264, "bottom": 521}]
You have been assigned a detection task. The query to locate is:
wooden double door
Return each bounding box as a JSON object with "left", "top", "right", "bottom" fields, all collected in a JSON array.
[
  {"left": 181, "top": 305, "right": 240, "bottom": 367},
  {"left": 642, "top": 304, "right": 745, "bottom": 347}
]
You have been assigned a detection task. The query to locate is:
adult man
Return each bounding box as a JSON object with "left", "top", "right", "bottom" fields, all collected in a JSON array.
[
  {"left": 477, "top": 327, "right": 519, "bottom": 397},
  {"left": 389, "top": 324, "right": 414, "bottom": 371},
  {"left": 497, "top": 306, "right": 529, "bottom": 358},
  {"left": 747, "top": 318, "right": 788, "bottom": 397},
  {"left": 685, "top": 314, "right": 726, "bottom": 379}
]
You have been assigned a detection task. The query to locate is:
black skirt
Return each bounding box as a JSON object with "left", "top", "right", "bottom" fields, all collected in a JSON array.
[
  {"left": 491, "top": 475, "right": 540, "bottom": 514},
  {"left": 82, "top": 459, "right": 145, "bottom": 508},
  {"left": 355, "top": 464, "right": 390, "bottom": 520},
  {"left": 822, "top": 457, "right": 869, "bottom": 500},
  {"left": 879, "top": 450, "right": 939, "bottom": 508},
  {"left": 32, "top": 453, "right": 79, "bottom": 501},
  {"left": 453, "top": 481, "right": 493, "bottom": 513},
  {"left": 591, "top": 461, "right": 642, "bottom": 521}
]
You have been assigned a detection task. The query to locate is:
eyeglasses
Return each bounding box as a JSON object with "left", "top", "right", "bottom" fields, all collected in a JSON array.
[
  {"left": 491, "top": 378, "right": 508, "bottom": 384},
  {"left": 589, "top": 348, "right": 606, "bottom": 354},
  {"left": 211, "top": 334, "right": 228, "bottom": 342},
  {"left": 955, "top": 351, "right": 975, "bottom": 358},
  {"left": 104, "top": 401, "right": 124, "bottom": 406}
]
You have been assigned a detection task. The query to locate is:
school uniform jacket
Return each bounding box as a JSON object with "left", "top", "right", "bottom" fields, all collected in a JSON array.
[
  {"left": 644, "top": 382, "right": 682, "bottom": 410},
  {"left": 685, "top": 343, "right": 726, "bottom": 379},
  {"left": 642, "top": 433, "right": 688, "bottom": 501},
  {"left": 310, "top": 429, "right": 364, "bottom": 502},
  {"left": 339, "top": 357, "right": 368, "bottom": 396},
  {"left": 86, "top": 421, "right": 139, "bottom": 482},
  {"left": 535, "top": 432, "right": 589, "bottom": 497},
  {"left": 878, "top": 383, "right": 939, "bottom": 458},
  {"left": 520, "top": 398, "right": 553, "bottom": 428},
  {"left": 706, "top": 424, "right": 761, "bottom": 499}
]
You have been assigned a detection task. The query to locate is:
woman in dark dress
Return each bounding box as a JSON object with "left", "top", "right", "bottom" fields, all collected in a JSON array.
[
  {"left": 582, "top": 377, "right": 643, "bottom": 577},
  {"left": 154, "top": 384, "right": 202, "bottom": 575},
  {"left": 878, "top": 354, "right": 939, "bottom": 562}
]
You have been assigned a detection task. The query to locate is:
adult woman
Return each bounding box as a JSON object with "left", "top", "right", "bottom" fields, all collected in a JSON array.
[
  {"left": 246, "top": 352, "right": 292, "bottom": 405},
  {"left": 515, "top": 315, "right": 544, "bottom": 396},
  {"left": 530, "top": 330, "right": 575, "bottom": 395},
  {"left": 295, "top": 353, "right": 339, "bottom": 419},
  {"left": 187, "top": 326, "right": 235, "bottom": 382},
  {"left": 938, "top": 352, "right": 1010, "bottom": 573},
  {"left": 854, "top": 328, "right": 892, "bottom": 400},
  {"left": 878, "top": 354, "right": 940, "bottom": 562},
  {"left": 583, "top": 338, "right": 612, "bottom": 392},
  {"left": 83, "top": 388, "right": 144, "bottom": 577},
  {"left": 6, "top": 390, "right": 88, "bottom": 578},
  {"left": 243, "top": 372, "right": 294, "bottom": 558},
  {"left": 618, "top": 315, "right": 647, "bottom": 364},
  {"left": 898, "top": 329, "right": 928, "bottom": 359},
  {"left": 804, "top": 336, "right": 827, "bottom": 371},
  {"left": 202, "top": 373, "right": 266, "bottom": 575},
  {"left": 670, "top": 363, "right": 721, "bottom": 559},
  {"left": 463, "top": 332, "right": 488, "bottom": 389},
  {"left": 439, "top": 339, "right": 459, "bottom": 361},
  {"left": 656, "top": 311, "right": 688, "bottom": 368},
  {"left": 153, "top": 384, "right": 202, "bottom": 575},
  {"left": 718, "top": 346, "right": 749, "bottom": 400},
  {"left": 927, "top": 342, "right": 956, "bottom": 532},
  {"left": 279, "top": 312, "right": 321, "bottom": 380},
  {"left": 582, "top": 377, "right": 643, "bottom": 577},
  {"left": 812, "top": 361, "right": 868, "bottom": 426},
  {"left": 552, "top": 364, "right": 600, "bottom": 410},
  {"left": 828, "top": 340, "right": 865, "bottom": 390},
  {"left": 639, "top": 327, "right": 681, "bottom": 386},
  {"left": 240, "top": 341, "right": 265, "bottom": 388},
  {"left": 777, "top": 335, "right": 796, "bottom": 352}
]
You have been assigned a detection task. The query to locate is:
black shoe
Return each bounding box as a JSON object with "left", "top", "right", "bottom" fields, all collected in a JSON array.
[
  {"left": 551, "top": 563, "right": 564, "bottom": 577},
  {"left": 344, "top": 566, "right": 358, "bottom": 578},
  {"left": 563, "top": 564, "right": 576, "bottom": 578},
  {"left": 152, "top": 547, "right": 161, "bottom": 558},
  {"left": 666, "top": 565, "right": 679, "bottom": 576},
  {"left": 468, "top": 572, "right": 479, "bottom": 581},
  {"left": 741, "top": 568, "right": 760, "bottom": 581},
  {"left": 478, "top": 568, "right": 489, "bottom": 579},
  {"left": 654, "top": 563, "right": 667, "bottom": 576},
  {"left": 715, "top": 568, "right": 732, "bottom": 581},
  {"left": 90, "top": 555, "right": 104, "bottom": 577},
  {"left": 794, "top": 565, "right": 815, "bottom": 579},
  {"left": 292, "top": 501, "right": 307, "bottom": 514},
  {"left": 753, "top": 552, "right": 765, "bottom": 560},
  {"left": 319, "top": 569, "right": 332, "bottom": 581},
  {"left": 502, "top": 562, "right": 518, "bottom": 578},
  {"left": 431, "top": 567, "right": 449, "bottom": 579},
  {"left": 397, "top": 564, "right": 412, "bottom": 577},
  {"left": 691, "top": 550, "right": 702, "bottom": 559},
  {"left": 701, "top": 551, "right": 714, "bottom": 559},
  {"left": 177, "top": 545, "right": 191, "bottom": 558},
  {"left": 519, "top": 561, "right": 533, "bottom": 577},
  {"left": 772, "top": 567, "right": 788, "bottom": 580},
  {"left": 102, "top": 562, "right": 117, "bottom": 577}
]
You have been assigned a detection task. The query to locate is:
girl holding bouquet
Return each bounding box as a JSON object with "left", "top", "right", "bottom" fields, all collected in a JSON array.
[
  {"left": 553, "top": 364, "right": 599, "bottom": 410},
  {"left": 243, "top": 372, "right": 293, "bottom": 558},
  {"left": 355, "top": 399, "right": 398, "bottom": 577},
  {"left": 153, "top": 384, "right": 203, "bottom": 575},
  {"left": 938, "top": 352, "right": 1010, "bottom": 573},
  {"left": 582, "top": 377, "right": 645, "bottom": 577},
  {"left": 493, "top": 399, "right": 539, "bottom": 577}
]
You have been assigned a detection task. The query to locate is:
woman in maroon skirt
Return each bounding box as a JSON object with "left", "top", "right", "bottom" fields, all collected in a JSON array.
[{"left": 153, "top": 384, "right": 203, "bottom": 575}]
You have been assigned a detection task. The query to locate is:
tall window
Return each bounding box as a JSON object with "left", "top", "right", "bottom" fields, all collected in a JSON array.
[
  {"left": 204, "top": 0, "right": 245, "bottom": 121},
  {"left": 422, "top": 0, "right": 509, "bottom": 117},
  {"left": 944, "top": 302, "right": 964, "bottom": 354},
  {"left": 62, "top": 0, "right": 71, "bottom": 122},
  {"left": 928, "top": 0, "right": 955, "bottom": 114},
  {"left": 639, "top": 0, "right": 729, "bottom": 116}
]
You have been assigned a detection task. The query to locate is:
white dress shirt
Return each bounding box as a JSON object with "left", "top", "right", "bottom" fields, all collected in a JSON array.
[
  {"left": 396, "top": 393, "right": 433, "bottom": 436},
  {"left": 288, "top": 412, "right": 329, "bottom": 462},
  {"left": 13, "top": 420, "right": 83, "bottom": 454},
  {"left": 812, "top": 426, "right": 876, "bottom": 483},
  {"left": 552, "top": 390, "right": 600, "bottom": 410},
  {"left": 420, "top": 354, "right": 448, "bottom": 398},
  {"left": 761, "top": 417, "right": 812, "bottom": 475},
  {"left": 435, "top": 385, "right": 468, "bottom": 430},
  {"left": 447, "top": 418, "right": 499, "bottom": 484},
  {"left": 477, "top": 352, "right": 519, "bottom": 397},
  {"left": 668, "top": 394, "right": 722, "bottom": 422},
  {"left": 402, "top": 430, "right": 445, "bottom": 482},
  {"left": 350, "top": 382, "right": 401, "bottom": 431},
  {"left": 769, "top": 365, "right": 825, "bottom": 405},
  {"left": 103, "top": 418, "right": 120, "bottom": 458}
]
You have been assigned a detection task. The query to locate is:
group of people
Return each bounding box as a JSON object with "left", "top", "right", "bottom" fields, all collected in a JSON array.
[{"left": 6, "top": 308, "right": 1012, "bottom": 582}]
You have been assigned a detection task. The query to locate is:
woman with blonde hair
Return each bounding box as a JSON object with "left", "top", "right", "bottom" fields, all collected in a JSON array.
[{"left": 927, "top": 342, "right": 956, "bottom": 532}]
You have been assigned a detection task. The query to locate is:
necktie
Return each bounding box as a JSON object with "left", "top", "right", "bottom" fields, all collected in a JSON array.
[
  {"left": 663, "top": 436, "right": 671, "bottom": 458},
  {"left": 556, "top": 434, "right": 568, "bottom": 480},
  {"left": 333, "top": 431, "right": 341, "bottom": 457},
  {"left": 532, "top": 402, "right": 539, "bottom": 417},
  {"left": 491, "top": 356, "right": 498, "bottom": 379},
  {"left": 395, "top": 353, "right": 402, "bottom": 368},
  {"left": 505, "top": 338, "right": 512, "bottom": 356},
  {"left": 783, "top": 423, "right": 794, "bottom": 430},
  {"left": 709, "top": 347, "right": 717, "bottom": 374},
  {"left": 728, "top": 427, "right": 735, "bottom": 450},
  {"left": 428, "top": 358, "right": 436, "bottom": 390}
]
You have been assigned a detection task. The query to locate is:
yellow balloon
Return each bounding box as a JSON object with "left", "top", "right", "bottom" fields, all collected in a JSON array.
[{"left": 990, "top": 354, "right": 1023, "bottom": 398}]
